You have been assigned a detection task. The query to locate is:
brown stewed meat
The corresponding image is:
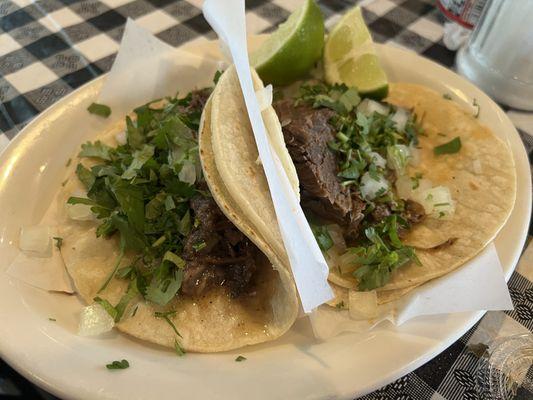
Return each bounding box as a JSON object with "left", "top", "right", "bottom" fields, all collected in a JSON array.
[
  {"left": 274, "top": 100, "right": 365, "bottom": 236},
  {"left": 181, "top": 195, "right": 257, "bottom": 298}
]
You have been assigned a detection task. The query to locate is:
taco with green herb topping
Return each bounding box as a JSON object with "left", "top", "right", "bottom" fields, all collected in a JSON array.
[
  {"left": 57, "top": 87, "right": 299, "bottom": 352},
  {"left": 207, "top": 67, "right": 516, "bottom": 314}
]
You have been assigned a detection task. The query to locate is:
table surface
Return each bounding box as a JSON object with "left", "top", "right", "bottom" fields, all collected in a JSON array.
[{"left": 1, "top": 0, "right": 532, "bottom": 399}]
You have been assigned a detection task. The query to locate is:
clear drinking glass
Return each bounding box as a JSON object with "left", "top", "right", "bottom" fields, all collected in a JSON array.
[
  {"left": 475, "top": 334, "right": 533, "bottom": 399},
  {"left": 456, "top": 0, "right": 533, "bottom": 110}
]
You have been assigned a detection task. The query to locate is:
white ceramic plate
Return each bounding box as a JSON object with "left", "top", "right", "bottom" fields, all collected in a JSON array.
[{"left": 0, "top": 41, "right": 530, "bottom": 400}]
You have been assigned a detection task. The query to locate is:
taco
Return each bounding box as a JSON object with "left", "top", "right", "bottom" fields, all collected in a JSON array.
[
  {"left": 57, "top": 87, "right": 299, "bottom": 352},
  {"left": 208, "top": 69, "right": 516, "bottom": 313}
]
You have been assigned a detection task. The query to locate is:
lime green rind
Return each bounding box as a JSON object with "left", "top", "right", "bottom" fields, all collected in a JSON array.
[
  {"left": 323, "top": 6, "right": 388, "bottom": 100},
  {"left": 252, "top": 0, "right": 325, "bottom": 86}
]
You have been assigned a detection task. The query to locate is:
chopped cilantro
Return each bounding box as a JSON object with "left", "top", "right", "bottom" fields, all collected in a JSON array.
[
  {"left": 66, "top": 158, "right": 72, "bottom": 167},
  {"left": 114, "top": 281, "right": 139, "bottom": 322},
  {"left": 192, "top": 241, "right": 207, "bottom": 252},
  {"left": 97, "top": 244, "right": 125, "bottom": 293},
  {"left": 174, "top": 339, "right": 186, "bottom": 357},
  {"left": 310, "top": 224, "right": 333, "bottom": 252},
  {"left": 53, "top": 236, "right": 63, "bottom": 250},
  {"left": 349, "top": 216, "right": 420, "bottom": 291},
  {"left": 434, "top": 202, "right": 450, "bottom": 207},
  {"left": 213, "top": 70, "right": 223, "bottom": 85},
  {"left": 154, "top": 310, "right": 182, "bottom": 337},
  {"left": 162, "top": 251, "right": 186, "bottom": 269},
  {"left": 235, "top": 355, "right": 247, "bottom": 362},
  {"left": 67, "top": 90, "right": 210, "bottom": 309},
  {"left": 335, "top": 301, "right": 345, "bottom": 309},
  {"left": 93, "top": 297, "right": 118, "bottom": 320},
  {"left": 87, "top": 103, "right": 111, "bottom": 118},
  {"left": 434, "top": 137, "right": 462, "bottom": 155},
  {"left": 296, "top": 82, "right": 361, "bottom": 114},
  {"left": 443, "top": 93, "right": 452, "bottom": 100},
  {"left": 411, "top": 172, "right": 423, "bottom": 189},
  {"left": 48, "top": 317, "right": 56, "bottom": 321},
  {"left": 78, "top": 141, "right": 112, "bottom": 160},
  {"left": 106, "top": 359, "right": 129, "bottom": 370}
]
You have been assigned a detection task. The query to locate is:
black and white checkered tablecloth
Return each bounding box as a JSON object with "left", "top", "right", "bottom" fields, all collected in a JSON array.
[{"left": 1, "top": 0, "right": 532, "bottom": 399}]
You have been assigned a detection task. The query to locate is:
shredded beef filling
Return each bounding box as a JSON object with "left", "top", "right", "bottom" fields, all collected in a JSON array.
[
  {"left": 181, "top": 194, "right": 258, "bottom": 298},
  {"left": 274, "top": 99, "right": 426, "bottom": 240},
  {"left": 178, "top": 88, "right": 212, "bottom": 116},
  {"left": 274, "top": 100, "right": 365, "bottom": 237}
]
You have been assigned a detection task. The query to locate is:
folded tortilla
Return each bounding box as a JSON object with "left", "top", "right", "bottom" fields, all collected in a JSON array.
[
  {"left": 57, "top": 95, "right": 299, "bottom": 352},
  {"left": 209, "top": 76, "right": 516, "bottom": 307}
]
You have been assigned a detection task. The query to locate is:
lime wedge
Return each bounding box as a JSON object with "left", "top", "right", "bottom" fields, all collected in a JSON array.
[
  {"left": 251, "top": 0, "right": 324, "bottom": 86},
  {"left": 324, "top": 6, "right": 388, "bottom": 99}
]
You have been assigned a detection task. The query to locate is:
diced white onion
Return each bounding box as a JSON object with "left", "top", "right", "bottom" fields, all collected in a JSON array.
[
  {"left": 415, "top": 178, "right": 433, "bottom": 193},
  {"left": 169, "top": 146, "right": 185, "bottom": 166},
  {"left": 409, "top": 144, "right": 420, "bottom": 166},
  {"left": 360, "top": 172, "right": 389, "bottom": 200},
  {"left": 19, "top": 226, "right": 51, "bottom": 257},
  {"left": 338, "top": 251, "right": 359, "bottom": 274},
  {"left": 179, "top": 161, "right": 196, "bottom": 185},
  {"left": 256, "top": 84, "right": 273, "bottom": 112},
  {"left": 473, "top": 159, "right": 482, "bottom": 174},
  {"left": 115, "top": 131, "right": 127, "bottom": 145},
  {"left": 78, "top": 303, "right": 115, "bottom": 336},
  {"left": 414, "top": 186, "right": 455, "bottom": 218},
  {"left": 348, "top": 290, "right": 378, "bottom": 320},
  {"left": 67, "top": 203, "right": 95, "bottom": 221},
  {"left": 396, "top": 175, "right": 434, "bottom": 200},
  {"left": 368, "top": 151, "right": 386, "bottom": 169},
  {"left": 327, "top": 224, "right": 346, "bottom": 253},
  {"left": 357, "top": 99, "right": 389, "bottom": 116},
  {"left": 386, "top": 144, "right": 411, "bottom": 174},
  {"left": 391, "top": 108, "right": 409, "bottom": 132},
  {"left": 395, "top": 175, "right": 412, "bottom": 200}
]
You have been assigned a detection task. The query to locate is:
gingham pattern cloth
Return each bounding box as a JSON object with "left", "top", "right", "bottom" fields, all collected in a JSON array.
[{"left": 0, "top": 0, "right": 532, "bottom": 399}]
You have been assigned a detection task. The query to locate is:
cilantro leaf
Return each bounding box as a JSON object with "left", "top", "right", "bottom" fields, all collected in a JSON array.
[
  {"left": 114, "top": 280, "right": 139, "bottom": 322},
  {"left": 93, "top": 296, "right": 118, "bottom": 320},
  {"left": 76, "top": 164, "right": 96, "bottom": 189},
  {"left": 154, "top": 310, "right": 182, "bottom": 337},
  {"left": 434, "top": 136, "right": 462, "bottom": 155},
  {"left": 310, "top": 224, "right": 333, "bottom": 252},
  {"left": 122, "top": 144, "right": 154, "bottom": 180},
  {"left": 338, "top": 88, "right": 360, "bottom": 112},
  {"left": 87, "top": 103, "right": 111, "bottom": 118},
  {"left": 126, "top": 116, "right": 145, "bottom": 149},
  {"left": 53, "top": 236, "right": 63, "bottom": 250},
  {"left": 79, "top": 141, "right": 112, "bottom": 160},
  {"left": 106, "top": 359, "right": 129, "bottom": 370},
  {"left": 213, "top": 70, "right": 223, "bottom": 84},
  {"left": 174, "top": 339, "right": 186, "bottom": 357},
  {"left": 109, "top": 178, "right": 145, "bottom": 233},
  {"left": 111, "top": 214, "right": 146, "bottom": 252}
]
